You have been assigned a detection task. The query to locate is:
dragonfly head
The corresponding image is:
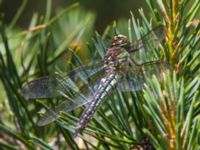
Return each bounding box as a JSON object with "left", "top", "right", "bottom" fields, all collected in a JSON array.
[{"left": 111, "top": 34, "right": 130, "bottom": 48}]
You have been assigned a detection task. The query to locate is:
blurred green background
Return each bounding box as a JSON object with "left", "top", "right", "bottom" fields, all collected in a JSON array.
[{"left": 0, "top": 0, "right": 148, "bottom": 32}]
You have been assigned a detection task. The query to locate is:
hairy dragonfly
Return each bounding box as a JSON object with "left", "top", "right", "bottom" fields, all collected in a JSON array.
[{"left": 22, "top": 26, "right": 169, "bottom": 136}]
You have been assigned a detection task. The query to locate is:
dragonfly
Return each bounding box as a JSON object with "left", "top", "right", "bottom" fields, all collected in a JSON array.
[{"left": 22, "top": 26, "right": 169, "bottom": 136}]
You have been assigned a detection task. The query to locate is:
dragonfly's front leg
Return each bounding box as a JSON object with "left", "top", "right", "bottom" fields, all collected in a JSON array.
[{"left": 73, "top": 73, "right": 120, "bottom": 137}]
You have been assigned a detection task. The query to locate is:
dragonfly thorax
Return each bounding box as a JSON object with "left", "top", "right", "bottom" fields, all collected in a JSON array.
[
  {"left": 104, "top": 47, "right": 130, "bottom": 73},
  {"left": 103, "top": 34, "right": 131, "bottom": 73}
]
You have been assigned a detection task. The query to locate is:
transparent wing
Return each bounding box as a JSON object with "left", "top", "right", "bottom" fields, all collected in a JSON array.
[
  {"left": 22, "top": 62, "right": 106, "bottom": 126},
  {"left": 22, "top": 61, "right": 104, "bottom": 99},
  {"left": 117, "top": 61, "right": 170, "bottom": 91},
  {"left": 37, "top": 72, "right": 105, "bottom": 126},
  {"left": 130, "top": 26, "right": 166, "bottom": 64}
]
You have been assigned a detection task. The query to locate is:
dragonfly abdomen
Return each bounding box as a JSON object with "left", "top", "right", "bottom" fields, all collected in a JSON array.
[{"left": 74, "top": 73, "right": 121, "bottom": 135}]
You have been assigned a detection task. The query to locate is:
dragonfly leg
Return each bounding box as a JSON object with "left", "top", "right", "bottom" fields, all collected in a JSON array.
[
  {"left": 130, "top": 55, "right": 163, "bottom": 66},
  {"left": 128, "top": 59, "right": 164, "bottom": 82},
  {"left": 139, "top": 60, "right": 162, "bottom": 66}
]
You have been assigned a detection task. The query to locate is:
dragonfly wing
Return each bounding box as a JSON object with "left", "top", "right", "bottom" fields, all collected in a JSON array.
[
  {"left": 117, "top": 61, "right": 170, "bottom": 91},
  {"left": 130, "top": 26, "right": 166, "bottom": 64},
  {"left": 22, "top": 62, "right": 106, "bottom": 126},
  {"left": 117, "top": 77, "right": 144, "bottom": 92},
  {"left": 37, "top": 86, "right": 94, "bottom": 126},
  {"left": 37, "top": 72, "right": 104, "bottom": 126},
  {"left": 37, "top": 98, "right": 88, "bottom": 126},
  {"left": 22, "top": 76, "right": 61, "bottom": 99},
  {"left": 22, "top": 61, "right": 104, "bottom": 99}
]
